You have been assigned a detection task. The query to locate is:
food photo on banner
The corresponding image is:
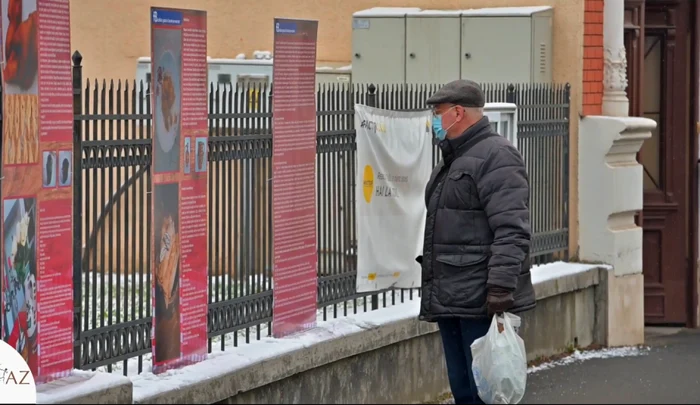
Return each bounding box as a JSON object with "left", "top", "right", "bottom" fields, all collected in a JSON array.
[
  {"left": 2, "top": 0, "right": 39, "bottom": 167},
  {"left": 153, "top": 182, "right": 181, "bottom": 365},
  {"left": 2, "top": 198, "right": 38, "bottom": 375},
  {"left": 152, "top": 20, "right": 182, "bottom": 175}
]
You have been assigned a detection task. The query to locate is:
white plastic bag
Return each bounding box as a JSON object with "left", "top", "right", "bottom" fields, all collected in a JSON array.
[{"left": 470, "top": 313, "right": 527, "bottom": 404}]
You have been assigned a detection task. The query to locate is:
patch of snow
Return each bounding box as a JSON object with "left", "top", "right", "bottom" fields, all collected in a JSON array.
[
  {"left": 411, "top": 10, "right": 463, "bottom": 17},
  {"left": 460, "top": 6, "right": 552, "bottom": 16},
  {"left": 353, "top": 7, "right": 421, "bottom": 17},
  {"left": 209, "top": 57, "right": 273, "bottom": 65},
  {"left": 356, "top": 6, "right": 550, "bottom": 18},
  {"left": 484, "top": 102, "right": 516, "bottom": 110},
  {"left": 337, "top": 64, "right": 352, "bottom": 72},
  {"left": 253, "top": 50, "right": 273, "bottom": 60},
  {"left": 235, "top": 53, "right": 246, "bottom": 60},
  {"left": 528, "top": 346, "right": 650, "bottom": 374},
  {"left": 37, "top": 370, "right": 127, "bottom": 404},
  {"left": 130, "top": 298, "right": 421, "bottom": 402},
  {"left": 530, "top": 261, "right": 611, "bottom": 286}
]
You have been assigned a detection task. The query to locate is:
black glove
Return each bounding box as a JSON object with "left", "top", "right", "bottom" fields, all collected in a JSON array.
[{"left": 487, "top": 286, "right": 514, "bottom": 316}]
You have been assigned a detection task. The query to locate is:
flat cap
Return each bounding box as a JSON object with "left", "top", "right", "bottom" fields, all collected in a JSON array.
[{"left": 426, "top": 79, "right": 485, "bottom": 108}]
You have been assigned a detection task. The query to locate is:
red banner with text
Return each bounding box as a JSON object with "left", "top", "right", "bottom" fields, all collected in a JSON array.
[
  {"left": 0, "top": 0, "right": 74, "bottom": 383},
  {"left": 150, "top": 7, "right": 208, "bottom": 374},
  {"left": 271, "top": 18, "right": 319, "bottom": 338}
]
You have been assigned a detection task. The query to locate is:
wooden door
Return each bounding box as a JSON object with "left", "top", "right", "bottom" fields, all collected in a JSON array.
[{"left": 628, "top": 0, "right": 693, "bottom": 325}]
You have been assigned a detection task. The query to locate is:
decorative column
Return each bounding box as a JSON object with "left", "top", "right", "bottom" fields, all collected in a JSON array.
[{"left": 602, "top": 0, "right": 630, "bottom": 117}]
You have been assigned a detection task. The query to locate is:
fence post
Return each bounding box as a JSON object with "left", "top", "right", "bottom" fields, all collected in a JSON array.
[
  {"left": 563, "top": 83, "right": 571, "bottom": 261},
  {"left": 367, "top": 84, "right": 377, "bottom": 108},
  {"left": 506, "top": 84, "right": 517, "bottom": 104},
  {"left": 365, "top": 85, "right": 380, "bottom": 311},
  {"left": 72, "top": 50, "right": 83, "bottom": 369}
]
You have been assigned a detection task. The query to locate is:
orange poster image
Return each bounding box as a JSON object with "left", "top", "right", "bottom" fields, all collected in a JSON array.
[{"left": 3, "top": 0, "right": 38, "bottom": 95}]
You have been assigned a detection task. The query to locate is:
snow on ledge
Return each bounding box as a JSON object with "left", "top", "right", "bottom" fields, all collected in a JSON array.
[
  {"left": 37, "top": 370, "right": 130, "bottom": 404},
  {"left": 531, "top": 261, "right": 610, "bottom": 286},
  {"left": 130, "top": 300, "right": 422, "bottom": 402}
]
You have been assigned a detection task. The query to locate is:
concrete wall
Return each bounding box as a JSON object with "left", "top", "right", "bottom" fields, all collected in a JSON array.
[{"left": 218, "top": 330, "right": 449, "bottom": 405}]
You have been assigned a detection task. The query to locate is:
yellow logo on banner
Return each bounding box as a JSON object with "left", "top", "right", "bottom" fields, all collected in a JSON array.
[
  {"left": 363, "top": 165, "right": 374, "bottom": 203},
  {"left": 368, "top": 273, "right": 377, "bottom": 281}
]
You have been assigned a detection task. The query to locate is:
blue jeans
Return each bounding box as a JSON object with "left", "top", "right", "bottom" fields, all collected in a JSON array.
[{"left": 438, "top": 318, "right": 491, "bottom": 405}]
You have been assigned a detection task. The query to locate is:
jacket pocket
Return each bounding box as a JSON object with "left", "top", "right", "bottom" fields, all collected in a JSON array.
[
  {"left": 435, "top": 253, "right": 489, "bottom": 308},
  {"left": 444, "top": 170, "right": 477, "bottom": 209}
]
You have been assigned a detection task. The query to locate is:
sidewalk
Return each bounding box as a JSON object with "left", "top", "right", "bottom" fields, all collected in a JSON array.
[{"left": 522, "top": 328, "right": 700, "bottom": 404}]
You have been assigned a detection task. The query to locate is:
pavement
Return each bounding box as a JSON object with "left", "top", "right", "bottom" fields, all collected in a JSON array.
[{"left": 522, "top": 328, "right": 700, "bottom": 404}]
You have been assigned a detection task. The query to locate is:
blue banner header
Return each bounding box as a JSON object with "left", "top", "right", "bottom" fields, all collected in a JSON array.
[
  {"left": 152, "top": 9, "right": 183, "bottom": 26},
  {"left": 275, "top": 21, "right": 297, "bottom": 35}
]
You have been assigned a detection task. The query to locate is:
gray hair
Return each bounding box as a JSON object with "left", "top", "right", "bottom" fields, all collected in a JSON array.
[{"left": 463, "top": 106, "right": 484, "bottom": 116}]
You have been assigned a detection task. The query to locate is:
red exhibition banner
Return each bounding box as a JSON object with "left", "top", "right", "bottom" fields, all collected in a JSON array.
[
  {"left": 271, "top": 18, "right": 319, "bottom": 338},
  {"left": 0, "top": 0, "right": 74, "bottom": 383},
  {"left": 150, "top": 7, "right": 208, "bottom": 374}
]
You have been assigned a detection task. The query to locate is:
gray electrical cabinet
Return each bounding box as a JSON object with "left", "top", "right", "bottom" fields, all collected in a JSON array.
[
  {"left": 405, "top": 11, "right": 461, "bottom": 84},
  {"left": 461, "top": 7, "right": 553, "bottom": 83},
  {"left": 351, "top": 8, "right": 420, "bottom": 85},
  {"left": 351, "top": 6, "right": 553, "bottom": 85}
]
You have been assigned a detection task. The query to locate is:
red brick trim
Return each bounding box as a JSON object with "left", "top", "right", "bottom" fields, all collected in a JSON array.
[{"left": 583, "top": 0, "right": 604, "bottom": 116}]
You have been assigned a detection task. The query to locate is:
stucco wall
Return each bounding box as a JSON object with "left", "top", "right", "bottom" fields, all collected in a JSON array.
[{"left": 69, "top": 0, "right": 584, "bottom": 253}]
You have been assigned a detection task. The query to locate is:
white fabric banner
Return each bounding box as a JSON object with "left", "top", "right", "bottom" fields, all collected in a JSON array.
[{"left": 354, "top": 104, "right": 433, "bottom": 293}]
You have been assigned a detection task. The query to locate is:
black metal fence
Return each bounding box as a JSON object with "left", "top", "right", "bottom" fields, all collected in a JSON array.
[{"left": 48, "top": 52, "right": 570, "bottom": 375}]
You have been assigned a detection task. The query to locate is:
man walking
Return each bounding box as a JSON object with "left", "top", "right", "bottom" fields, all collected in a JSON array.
[{"left": 416, "top": 80, "right": 536, "bottom": 404}]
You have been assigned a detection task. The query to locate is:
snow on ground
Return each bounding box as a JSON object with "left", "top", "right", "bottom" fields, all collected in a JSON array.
[
  {"left": 527, "top": 346, "right": 650, "bottom": 374},
  {"left": 434, "top": 345, "right": 651, "bottom": 404}
]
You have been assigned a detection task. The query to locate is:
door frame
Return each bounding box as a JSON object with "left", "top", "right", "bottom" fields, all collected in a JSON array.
[
  {"left": 690, "top": 0, "right": 699, "bottom": 328},
  {"left": 625, "top": 0, "right": 698, "bottom": 327}
]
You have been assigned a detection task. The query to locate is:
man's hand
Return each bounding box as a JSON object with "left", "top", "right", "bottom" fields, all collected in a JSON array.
[{"left": 487, "top": 286, "right": 514, "bottom": 317}]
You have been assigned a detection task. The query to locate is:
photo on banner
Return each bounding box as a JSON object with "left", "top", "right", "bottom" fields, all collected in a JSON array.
[
  {"left": 1, "top": 0, "right": 74, "bottom": 383},
  {"left": 150, "top": 7, "right": 209, "bottom": 374},
  {"left": 354, "top": 105, "right": 433, "bottom": 293},
  {"left": 271, "top": 17, "right": 319, "bottom": 338}
]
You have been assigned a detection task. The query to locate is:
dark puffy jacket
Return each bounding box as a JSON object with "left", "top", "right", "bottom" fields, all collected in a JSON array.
[{"left": 418, "top": 117, "right": 536, "bottom": 322}]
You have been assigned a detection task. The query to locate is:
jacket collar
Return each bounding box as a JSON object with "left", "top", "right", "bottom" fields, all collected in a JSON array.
[{"left": 438, "top": 116, "right": 491, "bottom": 165}]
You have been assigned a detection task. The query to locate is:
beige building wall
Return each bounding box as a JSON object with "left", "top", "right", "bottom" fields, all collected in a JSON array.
[{"left": 70, "top": 0, "right": 584, "bottom": 259}]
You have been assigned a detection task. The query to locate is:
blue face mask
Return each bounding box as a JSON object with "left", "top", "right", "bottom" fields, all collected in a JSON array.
[
  {"left": 432, "top": 106, "right": 457, "bottom": 140},
  {"left": 432, "top": 115, "right": 447, "bottom": 140}
]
